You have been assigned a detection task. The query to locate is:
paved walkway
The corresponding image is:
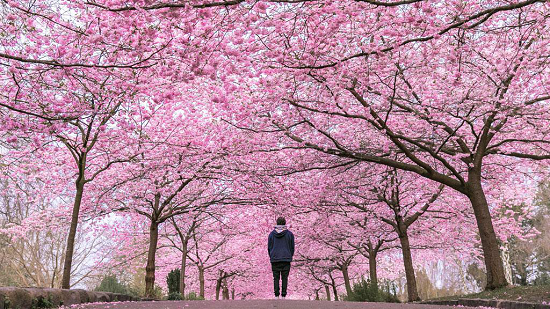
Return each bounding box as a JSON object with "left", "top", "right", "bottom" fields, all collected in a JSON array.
[{"left": 74, "top": 300, "right": 463, "bottom": 309}]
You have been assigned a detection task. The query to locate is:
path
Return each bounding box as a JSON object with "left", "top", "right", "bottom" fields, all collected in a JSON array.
[{"left": 76, "top": 300, "right": 464, "bottom": 309}]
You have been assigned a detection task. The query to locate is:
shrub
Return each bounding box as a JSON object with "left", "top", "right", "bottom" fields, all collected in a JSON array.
[
  {"left": 4, "top": 296, "right": 11, "bottom": 309},
  {"left": 31, "top": 295, "right": 54, "bottom": 309},
  {"left": 151, "top": 286, "right": 164, "bottom": 300},
  {"left": 167, "top": 269, "right": 180, "bottom": 295},
  {"left": 167, "top": 292, "right": 183, "bottom": 300},
  {"left": 95, "top": 275, "right": 128, "bottom": 294},
  {"left": 185, "top": 292, "right": 204, "bottom": 300},
  {"left": 344, "top": 278, "right": 400, "bottom": 303}
]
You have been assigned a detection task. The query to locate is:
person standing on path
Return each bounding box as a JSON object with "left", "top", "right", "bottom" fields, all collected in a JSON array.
[{"left": 268, "top": 216, "right": 295, "bottom": 299}]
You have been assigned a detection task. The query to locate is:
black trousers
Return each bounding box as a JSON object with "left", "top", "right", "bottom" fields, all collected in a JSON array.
[{"left": 271, "top": 261, "right": 291, "bottom": 297}]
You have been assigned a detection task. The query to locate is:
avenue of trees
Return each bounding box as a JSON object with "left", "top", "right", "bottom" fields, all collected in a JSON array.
[{"left": 1, "top": 0, "right": 550, "bottom": 302}]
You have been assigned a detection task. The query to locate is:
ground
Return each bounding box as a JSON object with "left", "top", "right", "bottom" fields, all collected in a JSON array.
[
  {"left": 430, "top": 285, "right": 550, "bottom": 303},
  {"left": 68, "top": 300, "right": 463, "bottom": 309}
]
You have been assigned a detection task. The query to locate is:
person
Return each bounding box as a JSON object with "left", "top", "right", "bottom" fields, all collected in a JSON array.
[{"left": 268, "top": 216, "right": 295, "bottom": 299}]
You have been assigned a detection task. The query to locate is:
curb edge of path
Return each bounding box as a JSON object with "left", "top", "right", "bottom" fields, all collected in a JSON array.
[
  {"left": 420, "top": 298, "right": 550, "bottom": 309},
  {"left": 0, "top": 287, "right": 139, "bottom": 309}
]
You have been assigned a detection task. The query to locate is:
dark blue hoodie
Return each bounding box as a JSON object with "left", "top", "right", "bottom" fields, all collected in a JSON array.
[{"left": 268, "top": 226, "right": 295, "bottom": 263}]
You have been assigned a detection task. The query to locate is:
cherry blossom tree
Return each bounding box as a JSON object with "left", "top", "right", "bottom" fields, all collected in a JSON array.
[
  {"left": 102, "top": 120, "right": 237, "bottom": 297},
  {"left": 226, "top": 0, "right": 550, "bottom": 290},
  {"left": 0, "top": 0, "right": 172, "bottom": 287},
  {"left": 360, "top": 170, "right": 445, "bottom": 301},
  {"left": 163, "top": 212, "right": 203, "bottom": 296},
  {"left": 0, "top": 84, "right": 145, "bottom": 288}
]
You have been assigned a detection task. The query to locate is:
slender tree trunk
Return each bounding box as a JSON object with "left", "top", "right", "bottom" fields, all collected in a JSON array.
[
  {"left": 231, "top": 287, "right": 235, "bottom": 300},
  {"left": 61, "top": 178, "right": 85, "bottom": 289},
  {"left": 216, "top": 276, "right": 222, "bottom": 300},
  {"left": 145, "top": 221, "right": 159, "bottom": 298},
  {"left": 341, "top": 264, "right": 352, "bottom": 296},
  {"left": 199, "top": 266, "right": 205, "bottom": 298},
  {"left": 398, "top": 228, "right": 420, "bottom": 302},
  {"left": 515, "top": 260, "right": 528, "bottom": 286},
  {"left": 467, "top": 177, "right": 508, "bottom": 290},
  {"left": 520, "top": 271, "right": 527, "bottom": 286},
  {"left": 330, "top": 275, "right": 338, "bottom": 301},
  {"left": 315, "top": 289, "right": 320, "bottom": 300},
  {"left": 368, "top": 252, "right": 378, "bottom": 288},
  {"left": 180, "top": 240, "right": 188, "bottom": 296},
  {"left": 324, "top": 284, "right": 331, "bottom": 301}
]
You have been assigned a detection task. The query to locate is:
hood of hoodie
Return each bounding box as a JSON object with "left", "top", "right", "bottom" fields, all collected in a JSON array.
[{"left": 273, "top": 225, "right": 288, "bottom": 237}]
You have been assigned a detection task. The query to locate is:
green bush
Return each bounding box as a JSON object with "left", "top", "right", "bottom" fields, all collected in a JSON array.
[
  {"left": 150, "top": 286, "right": 164, "bottom": 300},
  {"left": 95, "top": 275, "right": 128, "bottom": 294},
  {"left": 185, "top": 292, "right": 204, "bottom": 300},
  {"left": 167, "top": 269, "right": 180, "bottom": 295},
  {"left": 344, "top": 278, "right": 400, "bottom": 303},
  {"left": 31, "top": 295, "right": 54, "bottom": 309},
  {"left": 167, "top": 292, "right": 183, "bottom": 300},
  {"left": 534, "top": 273, "right": 550, "bottom": 285}
]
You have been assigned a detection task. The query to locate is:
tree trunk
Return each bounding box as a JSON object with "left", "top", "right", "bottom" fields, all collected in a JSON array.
[
  {"left": 467, "top": 177, "right": 508, "bottom": 290},
  {"left": 216, "top": 276, "right": 222, "bottom": 300},
  {"left": 145, "top": 221, "right": 159, "bottom": 298},
  {"left": 520, "top": 269, "right": 527, "bottom": 286},
  {"left": 199, "top": 266, "right": 205, "bottom": 298},
  {"left": 330, "top": 275, "right": 338, "bottom": 301},
  {"left": 222, "top": 277, "right": 229, "bottom": 300},
  {"left": 368, "top": 251, "right": 378, "bottom": 288},
  {"left": 315, "top": 289, "right": 319, "bottom": 300},
  {"left": 324, "top": 284, "right": 331, "bottom": 301},
  {"left": 398, "top": 228, "right": 420, "bottom": 302},
  {"left": 231, "top": 287, "right": 235, "bottom": 300},
  {"left": 180, "top": 240, "right": 188, "bottom": 296},
  {"left": 51, "top": 271, "right": 56, "bottom": 289},
  {"left": 61, "top": 179, "right": 85, "bottom": 289},
  {"left": 341, "top": 264, "right": 352, "bottom": 296},
  {"left": 512, "top": 260, "right": 527, "bottom": 286},
  {"left": 501, "top": 243, "right": 513, "bottom": 285}
]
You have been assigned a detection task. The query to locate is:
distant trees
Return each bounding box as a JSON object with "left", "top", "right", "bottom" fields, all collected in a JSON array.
[
  {"left": 508, "top": 182, "right": 550, "bottom": 286},
  {"left": 0, "top": 176, "right": 111, "bottom": 289}
]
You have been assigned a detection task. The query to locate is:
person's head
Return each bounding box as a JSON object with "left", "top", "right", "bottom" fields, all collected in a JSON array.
[{"left": 276, "top": 217, "right": 286, "bottom": 226}]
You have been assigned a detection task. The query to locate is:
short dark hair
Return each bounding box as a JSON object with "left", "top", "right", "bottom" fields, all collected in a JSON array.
[{"left": 276, "top": 217, "right": 286, "bottom": 225}]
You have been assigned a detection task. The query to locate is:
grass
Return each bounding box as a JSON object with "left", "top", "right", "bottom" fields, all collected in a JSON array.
[{"left": 429, "top": 285, "right": 550, "bottom": 303}]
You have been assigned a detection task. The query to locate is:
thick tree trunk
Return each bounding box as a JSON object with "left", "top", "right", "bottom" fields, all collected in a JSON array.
[
  {"left": 324, "top": 284, "right": 331, "bottom": 301},
  {"left": 222, "top": 277, "right": 229, "bottom": 300},
  {"left": 199, "top": 266, "right": 205, "bottom": 298},
  {"left": 368, "top": 251, "right": 378, "bottom": 288},
  {"left": 145, "top": 221, "right": 159, "bottom": 298},
  {"left": 341, "top": 264, "right": 352, "bottom": 296},
  {"left": 180, "top": 240, "right": 188, "bottom": 296},
  {"left": 467, "top": 177, "right": 508, "bottom": 290},
  {"left": 61, "top": 179, "right": 85, "bottom": 289},
  {"left": 398, "top": 228, "right": 420, "bottom": 302}
]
